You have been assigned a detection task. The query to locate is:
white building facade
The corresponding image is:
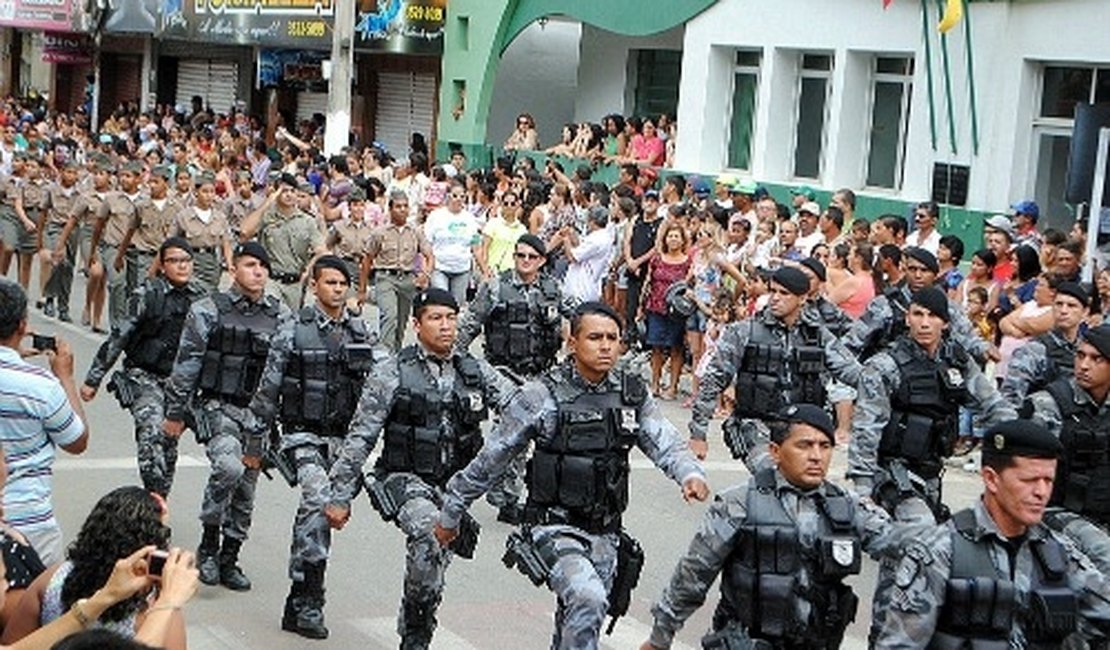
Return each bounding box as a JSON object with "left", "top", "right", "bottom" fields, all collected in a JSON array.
[{"left": 667, "top": 0, "right": 1110, "bottom": 231}]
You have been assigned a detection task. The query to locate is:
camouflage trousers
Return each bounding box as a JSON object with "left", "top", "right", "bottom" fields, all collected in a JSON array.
[
  {"left": 126, "top": 368, "right": 179, "bottom": 496},
  {"left": 41, "top": 222, "right": 76, "bottom": 310},
  {"left": 285, "top": 436, "right": 343, "bottom": 581},
  {"left": 388, "top": 474, "right": 454, "bottom": 648},
  {"left": 869, "top": 490, "right": 939, "bottom": 645},
  {"left": 532, "top": 525, "right": 619, "bottom": 650},
  {"left": 198, "top": 400, "right": 260, "bottom": 541},
  {"left": 1045, "top": 509, "right": 1110, "bottom": 575},
  {"left": 485, "top": 413, "right": 527, "bottom": 507}
]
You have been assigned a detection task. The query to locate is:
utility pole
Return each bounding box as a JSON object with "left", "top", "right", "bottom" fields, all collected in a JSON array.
[{"left": 324, "top": 0, "right": 355, "bottom": 156}]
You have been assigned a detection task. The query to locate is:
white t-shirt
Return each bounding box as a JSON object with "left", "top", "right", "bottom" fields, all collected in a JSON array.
[
  {"left": 563, "top": 227, "right": 615, "bottom": 302},
  {"left": 794, "top": 230, "right": 826, "bottom": 257},
  {"left": 905, "top": 228, "right": 941, "bottom": 255},
  {"left": 424, "top": 207, "right": 480, "bottom": 273}
]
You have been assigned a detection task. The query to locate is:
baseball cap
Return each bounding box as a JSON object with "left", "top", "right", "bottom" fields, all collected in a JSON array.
[
  {"left": 798, "top": 201, "right": 821, "bottom": 216},
  {"left": 730, "top": 179, "right": 758, "bottom": 195},
  {"left": 790, "top": 185, "right": 817, "bottom": 201},
  {"left": 1010, "top": 200, "right": 1040, "bottom": 221},
  {"left": 984, "top": 215, "right": 1015, "bottom": 238}
]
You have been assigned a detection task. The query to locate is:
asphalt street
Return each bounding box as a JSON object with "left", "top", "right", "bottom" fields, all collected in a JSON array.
[{"left": 20, "top": 273, "right": 986, "bottom": 649}]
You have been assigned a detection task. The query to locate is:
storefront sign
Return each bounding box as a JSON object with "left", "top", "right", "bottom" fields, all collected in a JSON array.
[
  {"left": 42, "top": 32, "right": 92, "bottom": 64},
  {"left": 258, "top": 49, "right": 328, "bottom": 92},
  {"left": 355, "top": 0, "right": 446, "bottom": 54},
  {"left": 0, "top": 0, "right": 74, "bottom": 31}
]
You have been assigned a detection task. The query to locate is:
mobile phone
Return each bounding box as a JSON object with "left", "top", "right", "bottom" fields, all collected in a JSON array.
[
  {"left": 31, "top": 334, "right": 56, "bottom": 352},
  {"left": 148, "top": 549, "right": 169, "bottom": 578}
]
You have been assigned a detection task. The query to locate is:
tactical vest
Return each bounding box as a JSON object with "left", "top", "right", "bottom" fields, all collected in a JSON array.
[
  {"left": 1029, "top": 331, "right": 1076, "bottom": 394},
  {"left": 378, "top": 347, "right": 489, "bottom": 488},
  {"left": 931, "top": 509, "right": 1078, "bottom": 649},
  {"left": 814, "top": 297, "right": 851, "bottom": 339},
  {"left": 123, "top": 278, "right": 196, "bottom": 377},
  {"left": 734, "top": 318, "right": 826, "bottom": 420},
  {"left": 861, "top": 286, "right": 910, "bottom": 359},
  {"left": 197, "top": 292, "right": 280, "bottom": 407},
  {"left": 717, "top": 469, "right": 861, "bottom": 647},
  {"left": 278, "top": 308, "right": 372, "bottom": 436},
  {"left": 1044, "top": 379, "right": 1110, "bottom": 523},
  {"left": 525, "top": 368, "right": 646, "bottom": 535},
  {"left": 879, "top": 338, "right": 971, "bottom": 478},
  {"left": 483, "top": 272, "right": 562, "bottom": 376}
]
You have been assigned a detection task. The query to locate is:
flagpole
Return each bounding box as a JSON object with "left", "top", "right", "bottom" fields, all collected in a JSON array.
[
  {"left": 920, "top": 0, "right": 938, "bottom": 151},
  {"left": 935, "top": 0, "right": 959, "bottom": 155},
  {"left": 962, "top": 0, "right": 980, "bottom": 155}
]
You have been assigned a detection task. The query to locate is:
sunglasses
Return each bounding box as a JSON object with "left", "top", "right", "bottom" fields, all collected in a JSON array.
[
  {"left": 503, "top": 200, "right": 517, "bottom": 206},
  {"left": 514, "top": 252, "right": 543, "bottom": 260},
  {"left": 449, "top": 193, "right": 466, "bottom": 199}
]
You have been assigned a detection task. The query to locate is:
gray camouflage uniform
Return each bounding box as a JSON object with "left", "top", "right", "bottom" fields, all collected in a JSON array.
[
  {"left": 648, "top": 470, "right": 907, "bottom": 649},
  {"left": 328, "top": 342, "right": 514, "bottom": 648},
  {"left": 84, "top": 275, "right": 207, "bottom": 496},
  {"left": 1000, "top": 330, "right": 1078, "bottom": 408},
  {"left": 247, "top": 304, "right": 377, "bottom": 580},
  {"left": 440, "top": 362, "right": 705, "bottom": 650},
  {"left": 842, "top": 284, "right": 989, "bottom": 361},
  {"left": 1026, "top": 378, "right": 1110, "bottom": 575},
  {"left": 848, "top": 336, "right": 1016, "bottom": 642},
  {"left": 690, "top": 308, "right": 861, "bottom": 472},
  {"left": 874, "top": 499, "right": 1110, "bottom": 647},
  {"left": 164, "top": 287, "right": 290, "bottom": 541}
]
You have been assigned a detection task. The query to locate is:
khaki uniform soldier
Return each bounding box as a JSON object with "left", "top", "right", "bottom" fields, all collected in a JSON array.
[
  {"left": 224, "top": 171, "right": 259, "bottom": 239},
  {"left": 364, "top": 190, "right": 433, "bottom": 351},
  {"left": 37, "top": 163, "right": 81, "bottom": 321},
  {"left": 0, "top": 155, "right": 26, "bottom": 271},
  {"left": 91, "top": 160, "right": 143, "bottom": 331},
  {"left": 240, "top": 175, "right": 326, "bottom": 310},
  {"left": 117, "top": 165, "right": 181, "bottom": 298},
  {"left": 330, "top": 186, "right": 374, "bottom": 300},
  {"left": 59, "top": 161, "right": 113, "bottom": 332},
  {"left": 12, "top": 156, "right": 47, "bottom": 292},
  {"left": 174, "top": 170, "right": 233, "bottom": 292},
  {"left": 81, "top": 237, "right": 207, "bottom": 496}
]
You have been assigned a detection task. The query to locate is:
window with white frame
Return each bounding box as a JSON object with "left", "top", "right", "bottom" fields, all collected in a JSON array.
[
  {"left": 727, "top": 50, "right": 761, "bottom": 171},
  {"left": 1032, "top": 64, "right": 1110, "bottom": 229},
  {"left": 866, "top": 56, "right": 914, "bottom": 190},
  {"left": 793, "top": 53, "right": 833, "bottom": 180}
]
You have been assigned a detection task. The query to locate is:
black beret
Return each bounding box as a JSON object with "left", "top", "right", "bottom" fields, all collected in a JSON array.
[
  {"left": 573, "top": 301, "right": 623, "bottom": 331},
  {"left": 911, "top": 287, "right": 950, "bottom": 323},
  {"left": 904, "top": 246, "right": 939, "bottom": 274},
  {"left": 1055, "top": 281, "right": 1090, "bottom": 308},
  {"left": 1081, "top": 323, "right": 1110, "bottom": 360},
  {"left": 312, "top": 254, "right": 351, "bottom": 284},
  {"left": 279, "top": 173, "right": 299, "bottom": 189},
  {"left": 516, "top": 233, "right": 546, "bottom": 257},
  {"left": 799, "top": 257, "right": 827, "bottom": 282},
  {"left": 233, "top": 241, "right": 271, "bottom": 270},
  {"left": 414, "top": 287, "right": 458, "bottom": 314},
  {"left": 159, "top": 236, "right": 193, "bottom": 258},
  {"left": 779, "top": 404, "right": 835, "bottom": 443},
  {"left": 771, "top": 267, "right": 811, "bottom": 296},
  {"left": 982, "top": 420, "right": 1062, "bottom": 461}
]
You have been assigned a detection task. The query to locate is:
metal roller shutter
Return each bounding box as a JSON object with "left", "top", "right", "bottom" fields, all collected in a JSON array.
[
  {"left": 374, "top": 71, "right": 437, "bottom": 159},
  {"left": 175, "top": 60, "right": 239, "bottom": 116},
  {"left": 295, "top": 92, "right": 329, "bottom": 125}
]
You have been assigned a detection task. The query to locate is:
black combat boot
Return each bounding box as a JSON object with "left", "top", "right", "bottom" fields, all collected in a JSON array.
[
  {"left": 197, "top": 525, "right": 221, "bottom": 586},
  {"left": 399, "top": 597, "right": 438, "bottom": 650},
  {"left": 497, "top": 501, "right": 523, "bottom": 525},
  {"left": 281, "top": 580, "right": 305, "bottom": 633},
  {"left": 218, "top": 537, "right": 252, "bottom": 591},
  {"left": 284, "top": 561, "right": 328, "bottom": 639}
]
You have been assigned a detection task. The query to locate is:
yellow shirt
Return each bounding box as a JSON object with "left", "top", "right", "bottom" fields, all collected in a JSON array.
[{"left": 482, "top": 216, "right": 528, "bottom": 272}]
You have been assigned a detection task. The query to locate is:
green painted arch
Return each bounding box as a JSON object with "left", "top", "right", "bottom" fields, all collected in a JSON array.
[{"left": 498, "top": 0, "right": 719, "bottom": 53}]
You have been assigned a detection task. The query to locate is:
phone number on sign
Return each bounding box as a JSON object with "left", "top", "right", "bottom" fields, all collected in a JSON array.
[{"left": 288, "top": 20, "right": 326, "bottom": 38}]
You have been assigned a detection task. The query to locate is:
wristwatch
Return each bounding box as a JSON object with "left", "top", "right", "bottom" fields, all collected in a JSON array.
[{"left": 71, "top": 597, "right": 93, "bottom": 628}]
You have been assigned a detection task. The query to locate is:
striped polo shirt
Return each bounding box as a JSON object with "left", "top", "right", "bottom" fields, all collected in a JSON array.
[{"left": 0, "top": 346, "right": 85, "bottom": 533}]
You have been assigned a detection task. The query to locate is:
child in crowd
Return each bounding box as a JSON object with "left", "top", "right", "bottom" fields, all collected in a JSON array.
[
  {"left": 694, "top": 290, "right": 737, "bottom": 417},
  {"left": 966, "top": 285, "right": 995, "bottom": 346},
  {"left": 422, "top": 165, "right": 449, "bottom": 213},
  {"left": 750, "top": 220, "right": 776, "bottom": 270},
  {"left": 744, "top": 268, "right": 771, "bottom": 317}
]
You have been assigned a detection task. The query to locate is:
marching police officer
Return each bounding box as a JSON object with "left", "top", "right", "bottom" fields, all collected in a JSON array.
[
  {"left": 246, "top": 255, "right": 376, "bottom": 639},
  {"left": 690, "top": 266, "right": 861, "bottom": 467},
  {"left": 240, "top": 174, "right": 327, "bottom": 310},
  {"left": 1001, "top": 281, "right": 1090, "bottom": 407},
  {"left": 435, "top": 302, "right": 709, "bottom": 650},
  {"left": 641, "top": 405, "right": 908, "bottom": 650},
  {"left": 455, "top": 232, "right": 566, "bottom": 522},
  {"left": 843, "top": 247, "right": 993, "bottom": 362},
  {"left": 848, "top": 287, "right": 1016, "bottom": 642},
  {"left": 326, "top": 287, "right": 513, "bottom": 650},
  {"left": 80, "top": 237, "right": 207, "bottom": 496},
  {"left": 1026, "top": 323, "right": 1110, "bottom": 574},
  {"left": 162, "top": 241, "right": 290, "bottom": 591},
  {"left": 874, "top": 420, "right": 1110, "bottom": 647}
]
